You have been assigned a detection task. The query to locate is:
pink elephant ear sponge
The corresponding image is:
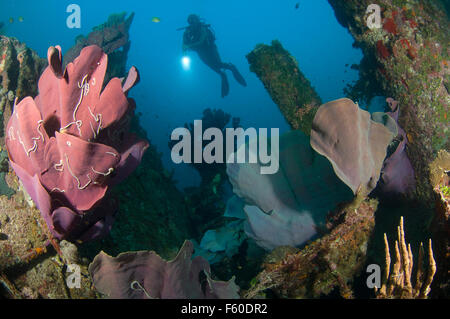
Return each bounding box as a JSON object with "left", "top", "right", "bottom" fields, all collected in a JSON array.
[{"left": 6, "top": 45, "right": 148, "bottom": 241}]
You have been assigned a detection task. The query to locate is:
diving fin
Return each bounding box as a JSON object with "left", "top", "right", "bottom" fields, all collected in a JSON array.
[
  {"left": 227, "top": 63, "right": 247, "bottom": 87},
  {"left": 220, "top": 72, "right": 229, "bottom": 98}
]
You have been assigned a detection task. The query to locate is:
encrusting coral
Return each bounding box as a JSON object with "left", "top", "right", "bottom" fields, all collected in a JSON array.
[
  {"left": 246, "top": 40, "right": 322, "bottom": 135},
  {"left": 328, "top": 0, "right": 449, "bottom": 205},
  {"left": 429, "top": 150, "right": 450, "bottom": 297},
  {"left": 376, "top": 216, "right": 436, "bottom": 299},
  {"left": 244, "top": 198, "right": 378, "bottom": 299},
  {"left": 0, "top": 36, "right": 46, "bottom": 101}
]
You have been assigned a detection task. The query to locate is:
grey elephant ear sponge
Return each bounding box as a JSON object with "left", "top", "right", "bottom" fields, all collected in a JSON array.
[
  {"left": 310, "top": 98, "right": 395, "bottom": 196},
  {"left": 226, "top": 130, "right": 354, "bottom": 251}
]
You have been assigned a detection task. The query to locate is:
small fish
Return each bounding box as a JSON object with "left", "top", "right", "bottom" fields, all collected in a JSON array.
[
  {"left": 406, "top": 133, "right": 413, "bottom": 143},
  {"left": 9, "top": 17, "right": 13, "bottom": 24},
  {"left": 295, "top": 2, "right": 300, "bottom": 9},
  {"left": 18, "top": 16, "right": 24, "bottom": 23},
  {"left": 151, "top": 17, "right": 161, "bottom": 23}
]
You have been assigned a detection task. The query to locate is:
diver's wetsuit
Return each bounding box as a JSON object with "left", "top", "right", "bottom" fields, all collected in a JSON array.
[{"left": 183, "top": 18, "right": 247, "bottom": 98}]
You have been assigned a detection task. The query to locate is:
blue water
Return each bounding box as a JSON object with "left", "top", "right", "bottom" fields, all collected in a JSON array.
[{"left": 0, "top": 0, "right": 362, "bottom": 188}]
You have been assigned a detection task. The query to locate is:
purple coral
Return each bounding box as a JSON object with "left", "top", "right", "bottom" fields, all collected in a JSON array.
[
  {"left": 88, "top": 240, "right": 240, "bottom": 299},
  {"left": 379, "top": 98, "right": 416, "bottom": 194},
  {"left": 6, "top": 45, "right": 148, "bottom": 241}
]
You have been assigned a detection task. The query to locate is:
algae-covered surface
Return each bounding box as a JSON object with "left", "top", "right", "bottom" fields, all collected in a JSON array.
[{"left": 247, "top": 40, "right": 322, "bottom": 135}]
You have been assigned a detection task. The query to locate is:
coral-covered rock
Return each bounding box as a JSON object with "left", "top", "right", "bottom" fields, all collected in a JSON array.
[
  {"left": 5, "top": 45, "right": 148, "bottom": 241},
  {"left": 245, "top": 199, "right": 378, "bottom": 299},
  {"left": 0, "top": 36, "right": 46, "bottom": 100},
  {"left": 88, "top": 240, "right": 240, "bottom": 299},
  {"left": 429, "top": 150, "right": 450, "bottom": 298},
  {"left": 376, "top": 40, "right": 391, "bottom": 60},
  {"left": 328, "top": 0, "right": 450, "bottom": 205}
]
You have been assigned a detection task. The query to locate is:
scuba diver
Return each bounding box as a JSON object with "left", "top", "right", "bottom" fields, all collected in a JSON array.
[{"left": 180, "top": 14, "right": 247, "bottom": 98}]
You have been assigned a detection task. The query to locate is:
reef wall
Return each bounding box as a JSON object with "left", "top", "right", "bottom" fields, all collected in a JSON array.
[{"left": 328, "top": 0, "right": 449, "bottom": 205}]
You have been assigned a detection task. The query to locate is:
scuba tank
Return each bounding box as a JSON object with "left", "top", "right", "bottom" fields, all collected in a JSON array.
[{"left": 178, "top": 17, "right": 215, "bottom": 45}]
